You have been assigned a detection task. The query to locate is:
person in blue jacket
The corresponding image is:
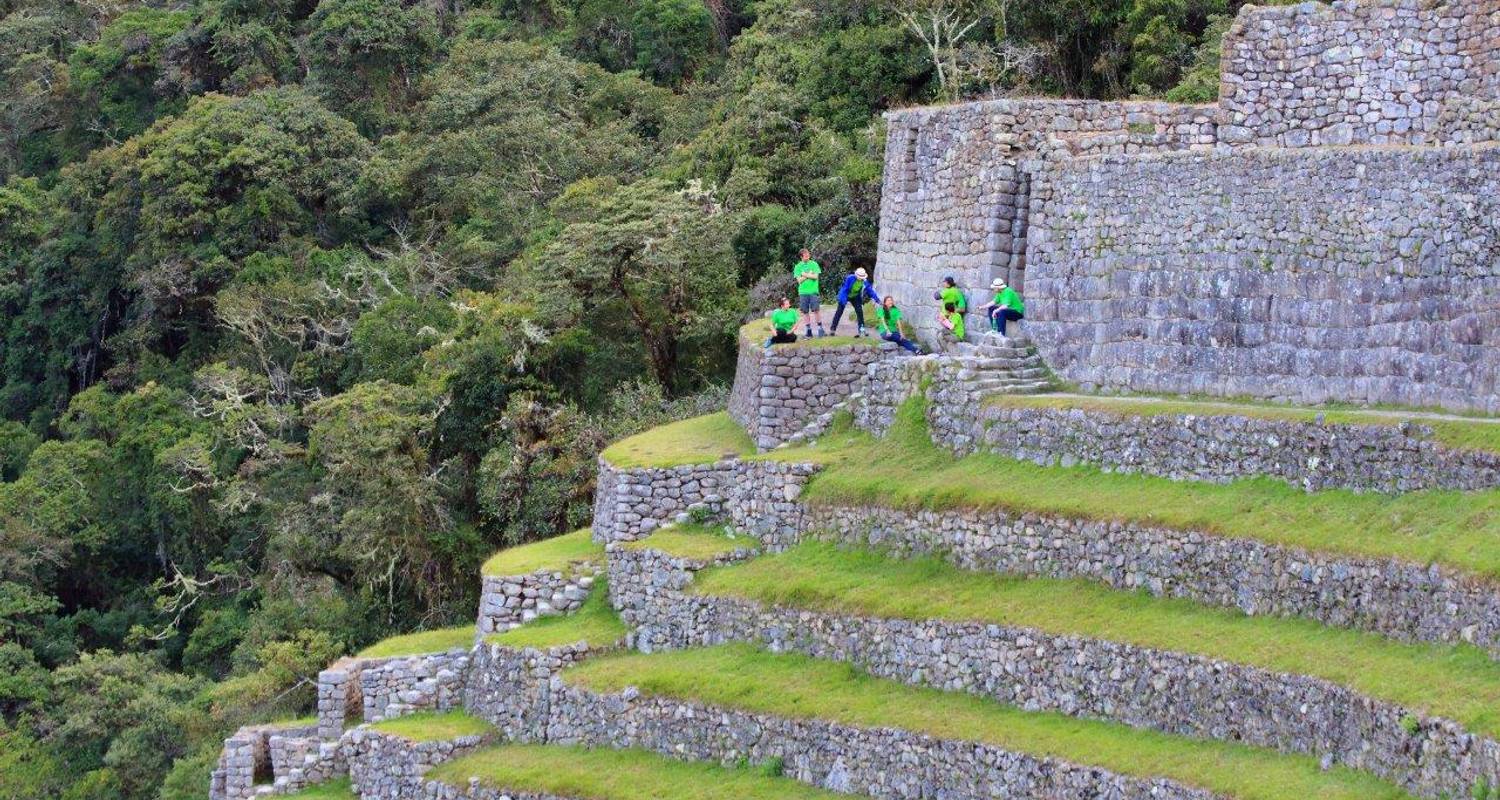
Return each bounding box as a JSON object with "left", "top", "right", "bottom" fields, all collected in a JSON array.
[{"left": 829, "top": 267, "right": 880, "bottom": 338}]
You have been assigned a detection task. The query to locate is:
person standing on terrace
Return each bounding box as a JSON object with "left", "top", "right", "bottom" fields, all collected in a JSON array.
[
  {"left": 793, "top": 248, "right": 825, "bottom": 339},
  {"left": 981, "top": 277, "right": 1025, "bottom": 336},
  {"left": 875, "top": 296, "right": 921, "bottom": 354},
  {"left": 830, "top": 267, "right": 879, "bottom": 338},
  {"left": 764, "top": 297, "right": 800, "bottom": 351}
]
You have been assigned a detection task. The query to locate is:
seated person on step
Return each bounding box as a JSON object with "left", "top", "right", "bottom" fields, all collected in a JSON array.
[
  {"left": 939, "top": 301, "right": 966, "bottom": 343},
  {"left": 764, "top": 297, "right": 800, "bottom": 351},
  {"left": 875, "top": 296, "right": 922, "bottom": 354},
  {"left": 937, "top": 276, "right": 968, "bottom": 324},
  {"left": 981, "top": 277, "right": 1025, "bottom": 336}
]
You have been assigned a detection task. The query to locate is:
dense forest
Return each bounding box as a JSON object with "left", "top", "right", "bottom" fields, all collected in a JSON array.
[{"left": 0, "top": 0, "right": 1254, "bottom": 796}]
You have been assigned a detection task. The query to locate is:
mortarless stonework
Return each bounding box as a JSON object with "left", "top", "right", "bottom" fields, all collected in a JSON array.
[
  {"left": 360, "top": 651, "right": 472, "bottom": 725},
  {"left": 590, "top": 458, "right": 813, "bottom": 548},
  {"left": 607, "top": 545, "right": 1499, "bottom": 800},
  {"left": 1024, "top": 144, "right": 1500, "bottom": 414},
  {"left": 728, "top": 338, "right": 892, "bottom": 451},
  {"left": 475, "top": 568, "right": 598, "bottom": 636},
  {"left": 347, "top": 728, "right": 492, "bottom": 800}
]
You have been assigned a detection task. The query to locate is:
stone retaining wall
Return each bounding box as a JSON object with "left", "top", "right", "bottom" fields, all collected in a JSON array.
[
  {"left": 347, "top": 729, "right": 492, "bottom": 800},
  {"left": 476, "top": 568, "right": 598, "bottom": 636},
  {"left": 804, "top": 503, "right": 1500, "bottom": 657},
  {"left": 463, "top": 642, "right": 595, "bottom": 741},
  {"left": 361, "top": 651, "right": 472, "bottom": 724},
  {"left": 1221, "top": 0, "right": 1500, "bottom": 148},
  {"left": 728, "top": 338, "right": 891, "bottom": 451},
  {"left": 1025, "top": 144, "right": 1500, "bottom": 415},
  {"left": 959, "top": 403, "right": 1500, "bottom": 493},
  {"left": 608, "top": 546, "right": 1498, "bottom": 799},
  {"left": 210, "top": 723, "right": 326, "bottom": 800},
  {"left": 590, "top": 458, "right": 814, "bottom": 548}
]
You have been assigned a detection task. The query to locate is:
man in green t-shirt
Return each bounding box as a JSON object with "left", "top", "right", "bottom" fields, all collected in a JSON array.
[
  {"left": 764, "top": 297, "right": 800, "bottom": 351},
  {"left": 980, "top": 277, "right": 1025, "bottom": 336},
  {"left": 792, "top": 248, "right": 825, "bottom": 338},
  {"left": 875, "top": 296, "right": 921, "bottom": 354}
]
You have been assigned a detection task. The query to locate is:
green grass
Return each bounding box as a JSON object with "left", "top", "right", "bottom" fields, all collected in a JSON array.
[
  {"left": 283, "top": 778, "right": 355, "bottom": 800},
  {"left": 489, "top": 578, "right": 627, "bottom": 650},
  {"left": 430, "top": 743, "right": 849, "bottom": 800},
  {"left": 481, "top": 528, "right": 603, "bottom": 577},
  {"left": 623, "top": 522, "right": 758, "bottom": 560},
  {"left": 740, "top": 307, "right": 882, "bottom": 349},
  {"left": 987, "top": 393, "right": 1500, "bottom": 454},
  {"left": 357, "top": 625, "right": 473, "bottom": 658},
  {"left": 565, "top": 645, "right": 1412, "bottom": 800},
  {"left": 763, "top": 400, "right": 1500, "bottom": 581},
  {"left": 695, "top": 540, "right": 1500, "bottom": 736},
  {"left": 601, "top": 412, "right": 755, "bottom": 468},
  {"left": 367, "top": 710, "right": 494, "bottom": 742}
]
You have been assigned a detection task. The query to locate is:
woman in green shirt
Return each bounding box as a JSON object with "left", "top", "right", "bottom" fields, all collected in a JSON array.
[
  {"left": 939, "top": 301, "right": 966, "bottom": 342},
  {"left": 875, "top": 296, "right": 921, "bottom": 354},
  {"left": 764, "top": 297, "right": 800, "bottom": 351}
]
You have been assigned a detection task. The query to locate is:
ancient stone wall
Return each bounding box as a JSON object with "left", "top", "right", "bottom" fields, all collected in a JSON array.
[
  {"left": 463, "top": 641, "right": 597, "bottom": 740},
  {"left": 1220, "top": 0, "right": 1500, "bottom": 147},
  {"left": 728, "top": 338, "right": 891, "bottom": 450},
  {"left": 360, "top": 651, "right": 472, "bottom": 724},
  {"left": 475, "top": 568, "right": 597, "bottom": 636},
  {"left": 1025, "top": 143, "right": 1500, "bottom": 414},
  {"left": 346, "top": 729, "right": 491, "bottom": 800},
  {"left": 608, "top": 546, "right": 1499, "bottom": 798},
  {"left": 590, "top": 458, "right": 814, "bottom": 547}
]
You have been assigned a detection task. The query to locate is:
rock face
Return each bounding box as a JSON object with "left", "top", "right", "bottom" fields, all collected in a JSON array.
[{"left": 875, "top": 0, "right": 1500, "bottom": 414}]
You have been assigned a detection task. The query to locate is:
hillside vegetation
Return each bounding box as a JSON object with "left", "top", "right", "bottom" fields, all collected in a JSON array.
[{"left": 0, "top": 0, "right": 1281, "bottom": 796}]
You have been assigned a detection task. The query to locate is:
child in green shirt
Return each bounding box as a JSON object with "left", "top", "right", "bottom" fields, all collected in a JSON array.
[
  {"left": 792, "top": 248, "right": 825, "bottom": 338},
  {"left": 939, "top": 301, "right": 966, "bottom": 342},
  {"left": 764, "top": 297, "right": 800, "bottom": 351}
]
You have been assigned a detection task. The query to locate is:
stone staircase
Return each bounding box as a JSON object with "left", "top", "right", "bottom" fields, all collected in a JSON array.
[{"left": 947, "top": 331, "right": 1055, "bottom": 395}]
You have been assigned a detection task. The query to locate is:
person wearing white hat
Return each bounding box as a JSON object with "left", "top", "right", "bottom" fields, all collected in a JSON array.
[
  {"left": 830, "top": 266, "right": 880, "bottom": 338},
  {"left": 981, "top": 276, "right": 1025, "bottom": 336}
]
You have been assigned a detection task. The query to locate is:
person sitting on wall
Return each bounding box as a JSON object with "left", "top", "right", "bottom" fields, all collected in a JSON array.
[
  {"left": 793, "top": 248, "right": 825, "bottom": 339},
  {"left": 981, "top": 277, "right": 1025, "bottom": 335},
  {"left": 830, "top": 267, "right": 879, "bottom": 338},
  {"left": 938, "top": 276, "right": 968, "bottom": 320},
  {"left": 875, "top": 296, "right": 922, "bottom": 354},
  {"left": 764, "top": 297, "right": 800, "bottom": 352},
  {"left": 939, "top": 301, "right": 966, "bottom": 342}
]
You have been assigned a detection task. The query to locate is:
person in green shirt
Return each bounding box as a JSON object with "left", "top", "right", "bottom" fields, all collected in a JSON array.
[
  {"left": 939, "top": 301, "right": 966, "bottom": 342},
  {"left": 764, "top": 297, "right": 800, "bottom": 351},
  {"left": 980, "top": 277, "right": 1025, "bottom": 336},
  {"left": 875, "top": 296, "right": 921, "bottom": 354},
  {"left": 792, "top": 248, "right": 825, "bottom": 338},
  {"left": 938, "top": 276, "right": 968, "bottom": 316}
]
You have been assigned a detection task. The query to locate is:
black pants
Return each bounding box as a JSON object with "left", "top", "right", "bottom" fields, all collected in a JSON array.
[
  {"left": 990, "top": 308, "right": 1024, "bottom": 335},
  {"left": 830, "top": 300, "right": 866, "bottom": 332},
  {"left": 768, "top": 330, "right": 798, "bottom": 345}
]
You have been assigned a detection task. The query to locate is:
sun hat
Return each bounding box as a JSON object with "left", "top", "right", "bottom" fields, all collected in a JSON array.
[
  {"left": 991, "top": 277, "right": 1006, "bottom": 289},
  {"left": 854, "top": 268, "right": 868, "bottom": 279}
]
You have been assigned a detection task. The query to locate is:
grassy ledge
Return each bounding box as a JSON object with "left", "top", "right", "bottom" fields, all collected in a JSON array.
[
  {"left": 367, "top": 710, "right": 494, "bottom": 742},
  {"left": 695, "top": 541, "right": 1500, "bottom": 736},
  {"left": 623, "top": 522, "right": 758, "bottom": 560},
  {"left": 739, "top": 308, "right": 883, "bottom": 350},
  {"left": 602, "top": 412, "right": 755, "bottom": 469},
  {"left": 358, "top": 625, "right": 473, "bottom": 659},
  {"left": 763, "top": 400, "right": 1500, "bottom": 581},
  {"left": 283, "top": 778, "right": 356, "bottom": 800},
  {"left": 481, "top": 528, "right": 603, "bottom": 578},
  {"left": 987, "top": 393, "right": 1500, "bottom": 454},
  {"left": 565, "top": 644, "right": 1412, "bottom": 800},
  {"left": 430, "top": 743, "right": 849, "bottom": 800},
  {"left": 488, "top": 579, "right": 626, "bottom": 650}
]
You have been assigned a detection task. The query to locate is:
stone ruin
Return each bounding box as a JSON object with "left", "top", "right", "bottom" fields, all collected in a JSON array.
[{"left": 875, "top": 0, "right": 1500, "bottom": 414}]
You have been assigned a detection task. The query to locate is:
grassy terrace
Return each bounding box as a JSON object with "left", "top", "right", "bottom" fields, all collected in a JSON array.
[
  {"left": 739, "top": 310, "right": 882, "bottom": 350},
  {"left": 430, "top": 743, "right": 851, "bottom": 800},
  {"left": 358, "top": 625, "right": 473, "bottom": 658},
  {"left": 695, "top": 541, "right": 1500, "bottom": 736},
  {"left": 565, "top": 644, "right": 1411, "bottom": 800},
  {"left": 481, "top": 527, "right": 603, "bottom": 577},
  {"left": 602, "top": 413, "right": 755, "bottom": 468},
  {"left": 368, "top": 710, "right": 494, "bottom": 742},
  {"left": 488, "top": 579, "right": 626, "bottom": 650},
  {"left": 987, "top": 393, "right": 1500, "bottom": 454},
  {"left": 772, "top": 402, "right": 1500, "bottom": 581},
  {"left": 623, "top": 522, "right": 758, "bottom": 560},
  {"left": 284, "top": 778, "right": 355, "bottom": 800}
]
